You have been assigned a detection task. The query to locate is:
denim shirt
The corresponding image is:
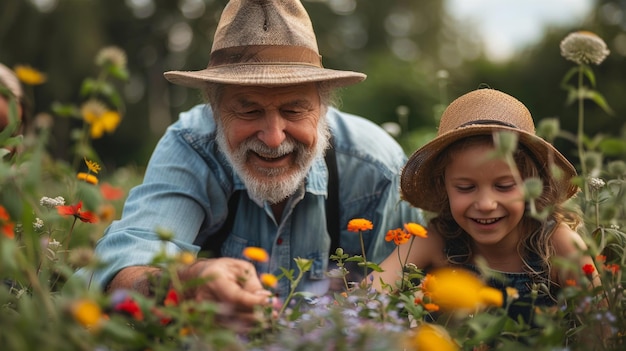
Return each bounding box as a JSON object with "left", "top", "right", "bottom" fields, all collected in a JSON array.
[{"left": 76, "top": 104, "right": 423, "bottom": 297}]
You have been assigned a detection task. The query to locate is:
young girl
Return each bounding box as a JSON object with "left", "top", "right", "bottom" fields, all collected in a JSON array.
[{"left": 373, "top": 88, "right": 600, "bottom": 322}]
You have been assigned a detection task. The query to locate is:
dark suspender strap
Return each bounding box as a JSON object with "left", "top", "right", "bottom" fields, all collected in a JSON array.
[
  {"left": 199, "top": 190, "right": 241, "bottom": 257},
  {"left": 325, "top": 137, "right": 341, "bottom": 256},
  {"left": 202, "top": 137, "right": 340, "bottom": 258}
]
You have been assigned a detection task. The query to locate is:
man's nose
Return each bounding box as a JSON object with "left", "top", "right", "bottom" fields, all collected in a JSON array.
[{"left": 258, "top": 112, "right": 286, "bottom": 148}]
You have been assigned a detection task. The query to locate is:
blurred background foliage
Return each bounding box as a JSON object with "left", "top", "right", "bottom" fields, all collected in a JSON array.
[{"left": 0, "top": 0, "right": 624, "bottom": 172}]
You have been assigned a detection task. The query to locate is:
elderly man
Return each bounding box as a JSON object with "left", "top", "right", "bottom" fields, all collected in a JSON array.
[{"left": 76, "top": 0, "right": 422, "bottom": 320}]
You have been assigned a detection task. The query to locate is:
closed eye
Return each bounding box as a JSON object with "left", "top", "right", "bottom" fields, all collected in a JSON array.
[{"left": 496, "top": 183, "right": 516, "bottom": 191}]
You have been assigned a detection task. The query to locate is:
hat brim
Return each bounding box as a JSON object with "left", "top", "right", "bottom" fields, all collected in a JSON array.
[
  {"left": 400, "top": 124, "right": 578, "bottom": 213},
  {"left": 164, "top": 64, "right": 366, "bottom": 88}
]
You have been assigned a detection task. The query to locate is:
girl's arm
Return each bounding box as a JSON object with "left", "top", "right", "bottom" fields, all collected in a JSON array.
[
  {"left": 370, "top": 227, "right": 446, "bottom": 291},
  {"left": 551, "top": 222, "right": 600, "bottom": 287}
]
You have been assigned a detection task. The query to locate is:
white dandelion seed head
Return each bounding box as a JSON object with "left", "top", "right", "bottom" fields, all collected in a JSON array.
[{"left": 560, "top": 31, "right": 610, "bottom": 65}]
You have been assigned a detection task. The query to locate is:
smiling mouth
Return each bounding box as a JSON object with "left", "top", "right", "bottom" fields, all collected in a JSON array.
[
  {"left": 252, "top": 151, "right": 291, "bottom": 162},
  {"left": 472, "top": 217, "right": 502, "bottom": 225}
]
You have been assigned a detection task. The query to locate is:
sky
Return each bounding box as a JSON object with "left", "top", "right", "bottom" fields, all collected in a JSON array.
[{"left": 445, "top": 0, "right": 595, "bottom": 61}]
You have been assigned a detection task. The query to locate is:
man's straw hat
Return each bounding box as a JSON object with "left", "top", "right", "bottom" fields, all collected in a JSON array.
[
  {"left": 164, "top": 0, "right": 366, "bottom": 88},
  {"left": 401, "top": 88, "right": 578, "bottom": 212}
]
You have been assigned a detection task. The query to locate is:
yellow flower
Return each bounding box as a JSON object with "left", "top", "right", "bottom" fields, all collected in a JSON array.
[
  {"left": 177, "top": 251, "right": 196, "bottom": 265},
  {"left": 479, "top": 287, "right": 503, "bottom": 307},
  {"left": 14, "top": 64, "right": 47, "bottom": 85},
  {"left": 421, "top": 268, "right": 503, "bottom": 311},
  {"left": 260, "top": 273, "right": 278, "bottom": 288},
  {"left": 81, "top": 99, "right": 122, "bottom": 139},
  {"left": 84, "top": 158, "right": 101, "bottom": 174},
  {"left": 242, "top": 247, "right": 269, "bottom": 262},
  {"left": 404, "top": 222, "right": 427, "bottom": 238},
  {"left": 410, "top": 324, "right": 458, "bottom": 351},
  {"left": 506, "top": 287, "right": 520, "bottom": 300},
  {"left": 71, "top": 299, "right": 103, "bottom": 329},
  {"left": 77, "top": 172, "right": 99, "bottom": 185},
  {"left": 347, "top": 218, "right": 373, "bottom": 232}
]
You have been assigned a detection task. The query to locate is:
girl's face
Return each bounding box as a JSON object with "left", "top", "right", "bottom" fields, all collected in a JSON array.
[{"left": 444, "top": 143, "right": 526, "bottom": 250}]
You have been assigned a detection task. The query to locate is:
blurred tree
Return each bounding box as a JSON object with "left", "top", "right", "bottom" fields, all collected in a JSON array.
[{"left": 0, "top": 0, "right": 623, "bottom": 169}]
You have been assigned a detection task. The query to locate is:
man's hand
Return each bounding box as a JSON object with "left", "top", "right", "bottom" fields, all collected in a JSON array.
[
  {"left": 109, "top": 258, "right": 275, "bottom": 327},
  {"left": 180, "top": 258, "right": 274, "bottom": 320}
]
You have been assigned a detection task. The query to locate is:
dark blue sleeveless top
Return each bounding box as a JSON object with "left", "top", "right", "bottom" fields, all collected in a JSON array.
[{"left": 458, "top": 259, "right": 557, "bottom": 324}]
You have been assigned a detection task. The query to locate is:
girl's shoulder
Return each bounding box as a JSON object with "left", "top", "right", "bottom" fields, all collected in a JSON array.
[
  {"left": 550, "top": 222, "right": 588, "bottom": 258},
  {"left": 422, "top": 227, "right": 448, "bottom": 269}
]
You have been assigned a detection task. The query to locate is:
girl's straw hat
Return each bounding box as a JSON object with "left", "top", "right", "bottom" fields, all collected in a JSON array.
[
  {"left": 164, "top": 0, "right": 365, "bottom": 88},
  {"left": 401, "top": 88, "right": 578, "bottom": 212}
]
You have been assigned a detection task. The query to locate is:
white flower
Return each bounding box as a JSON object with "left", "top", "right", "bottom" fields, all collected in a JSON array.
[
  {"left": 33, "top": 218, "right": 44, "bottom": 230},
  {"left": 48, "top": 238, "right": 62, "bottom": 250},
  {"left": 39, "top": 196, "right": 65, "bottom": 209},
  {"left": 95, "top": 46, "right": 127, "bottom": 68},
  {"left": 560, "top": 31, "right": 610, "bottom": 65},
  {"left": 588, "top": 177, "right": 606, "bottom": 190}
]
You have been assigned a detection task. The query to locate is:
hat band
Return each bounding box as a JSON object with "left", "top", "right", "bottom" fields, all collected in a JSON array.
[
  {"left": 209, "top": 45, "right": 323, "bottom": 68},
  {"left": 457, "top": 119, "right": 518, "bottom": 129}
]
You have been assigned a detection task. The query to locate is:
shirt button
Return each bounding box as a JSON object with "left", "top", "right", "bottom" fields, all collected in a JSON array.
[{"left": 276, "top": 238, "right": 283, "bottom": 245}]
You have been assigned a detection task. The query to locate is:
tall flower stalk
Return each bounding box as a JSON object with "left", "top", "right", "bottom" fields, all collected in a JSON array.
[{"left": 559, "top": 31, "right": 611, "bottom": 199}]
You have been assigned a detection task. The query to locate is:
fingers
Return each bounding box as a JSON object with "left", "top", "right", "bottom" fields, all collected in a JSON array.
[{"left": 193, "top": 258, "right": 273, "bottom": 310}]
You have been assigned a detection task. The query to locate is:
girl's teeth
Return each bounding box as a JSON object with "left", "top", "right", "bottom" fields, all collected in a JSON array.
[{"left": 475, "top": 218, "right": 498, "bottom": 224}]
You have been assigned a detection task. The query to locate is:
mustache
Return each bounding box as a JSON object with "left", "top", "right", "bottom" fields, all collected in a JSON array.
[{"left": 240, "top": 136, "right": 305, "bottom": 158}]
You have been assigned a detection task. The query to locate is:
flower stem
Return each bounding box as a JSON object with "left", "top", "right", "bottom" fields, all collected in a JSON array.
[{"left": 577, "top": 66, "right": 589, "bottom": 200}]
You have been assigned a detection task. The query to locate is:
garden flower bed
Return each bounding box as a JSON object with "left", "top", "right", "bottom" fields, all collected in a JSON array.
[{"left": 0, "top": 32, "right": 624, "bottom": 351}]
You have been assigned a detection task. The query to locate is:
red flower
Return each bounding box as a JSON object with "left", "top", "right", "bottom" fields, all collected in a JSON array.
[
  {"left": 100, "top": 183, "right": 125, "bottom": 200},
  {"left": 114, "top": 298, "right": 144, "bottom": 321},
  {"left": 605, "top": 263, "right": 620, "bottom": 274},
  {"left": 163, "top": 289, "right": 180, "bottom": 307},
  {"left": 57, "top": 202, "right": 98, "bottom": 223},
  {"left": 582, "top": 264, "right": 595, "bottom": 276},
  {"left": 0, "top": 206, "right": 15, "bottom": 239}
]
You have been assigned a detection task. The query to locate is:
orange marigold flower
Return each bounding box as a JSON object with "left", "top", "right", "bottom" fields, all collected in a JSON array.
[
  {"left": 596, "top": 255, "right": 607, "bottom": 263},
  {"left": 347, "top": 218, "right": 373, "bottom": 232},
  {"left": 565, "top": 279, "right": 577, "bottom": 286},
  {"left": 242, "top": 246, "right": 269, "bottom": 262},
  {"left": 394, "top": 231, "right": 411, "bottom": 245},
  {"left": 404, "top": 222, "right": 427, "bottom": 238},
  {"left": 385, "top": 229, "right": 396, "bottom": 242},
  {"left": 260, "top": 273, "right": 278, "bottom": 288},
  {"left": 582, "top": 264, "right": 595, "bottom": 276},
  {"left": 424, "top": 303, "right": 440, "bottom": 312},
  {"left": 77, "top": 172, "right": 99, "bottom": 185},
  {"left": 57, "top": 201, "right": 99, "bottom": 223}
]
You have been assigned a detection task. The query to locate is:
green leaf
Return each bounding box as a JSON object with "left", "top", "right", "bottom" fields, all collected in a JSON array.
[
  {"left": 51, "top": 102, "right": 80, "bottom": 118},
  {"left": 599, "top": 137, "right": 626, "bottom": 157},
  {"left": 586, "top": 90, "right": 614, "bottom": 115},
  {"left": 108, "top": 65, "right": 129, "bottom": 81},
  {"left": 581, "top": 64, "right": 596, "bottom": 87}
]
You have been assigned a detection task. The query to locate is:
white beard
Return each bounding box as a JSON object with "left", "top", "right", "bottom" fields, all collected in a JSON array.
[{"left": 216, "top": 117, "right": 330, "bottom": 204}]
